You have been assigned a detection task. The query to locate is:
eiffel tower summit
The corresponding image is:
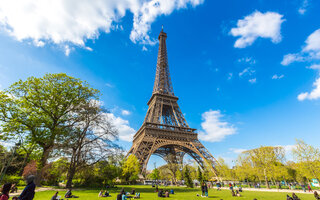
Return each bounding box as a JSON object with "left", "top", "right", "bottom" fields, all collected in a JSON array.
[{"left": 128, "top": 28, "right": 219, "bottom": 177}]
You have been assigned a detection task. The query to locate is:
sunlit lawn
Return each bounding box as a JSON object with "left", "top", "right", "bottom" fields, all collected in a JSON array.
[{"left": 31, "top": 185, "right": 315, "bottom": 200}]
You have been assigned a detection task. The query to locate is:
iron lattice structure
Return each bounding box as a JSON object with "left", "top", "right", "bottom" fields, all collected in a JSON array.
[{"left": 128, "top": 29, "right": 219, "bottom": 177}]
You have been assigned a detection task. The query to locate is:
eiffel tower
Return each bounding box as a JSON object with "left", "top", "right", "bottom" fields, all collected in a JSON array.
[{"left": 128, "top": 28, "right": 219, "bottom": 177}]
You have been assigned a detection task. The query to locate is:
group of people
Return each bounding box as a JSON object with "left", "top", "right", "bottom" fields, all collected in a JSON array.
[
  {"left": 286, "top": 193, "right": 300, "bottom": 200},
  {"left": 98, "top": 190, "right": 111, "bottom": 198},
  {"left": 229, "top": 183, "right": 242, "bottom": 197},
  {"left": 0, "top": 175, "right": 36, "bottom": 200},
  {"left": 116, "top": 188, "right": 140, "bottom": 200},
  {"left": 157, "top": 189, "right": 170, "bottom": 198}
]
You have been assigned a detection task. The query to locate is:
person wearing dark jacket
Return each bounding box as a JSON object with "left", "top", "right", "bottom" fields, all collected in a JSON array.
[
  {"left": 18, "top": 175, "right": 36, "bottom": 200},
  {"left": 158, "top": 189, "right": 164, "bottom": 197}
]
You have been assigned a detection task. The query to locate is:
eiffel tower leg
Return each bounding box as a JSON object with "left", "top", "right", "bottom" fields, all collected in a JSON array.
[{"left": 129, "top": 137, "right": 158, "bottom": 173}]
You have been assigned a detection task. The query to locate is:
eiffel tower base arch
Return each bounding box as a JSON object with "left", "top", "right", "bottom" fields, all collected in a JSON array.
[{"left": 128, "top": 123, "right": 219, "bottom": 178}]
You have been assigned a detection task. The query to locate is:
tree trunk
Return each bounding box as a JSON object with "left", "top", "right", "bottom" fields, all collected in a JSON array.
[
  {"left": 66, "top": 165, "right": 76, "bottom": 188},
  {"left": 35, "top": 147, "right": 51, "bottom": 186},
  {"left": 264, "top": 169, "right": 270, "bottom": 189},
  {"left": 19, "top": 152, "right": 31, "bottom": 176}
]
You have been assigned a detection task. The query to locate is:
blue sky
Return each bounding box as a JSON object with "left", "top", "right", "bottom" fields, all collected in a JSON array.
[{"left": 0, "top": 0, "right": 320, "bottom": 168}]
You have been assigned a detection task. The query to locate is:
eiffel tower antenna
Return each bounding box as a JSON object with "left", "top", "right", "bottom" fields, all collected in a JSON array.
[{"left": 128, "top": 29, "right": 220, "bottom": 179}]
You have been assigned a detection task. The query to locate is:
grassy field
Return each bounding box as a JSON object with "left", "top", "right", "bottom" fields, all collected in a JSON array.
[{"left": 29, "top": 185, "right": 315, "bottom": 200}]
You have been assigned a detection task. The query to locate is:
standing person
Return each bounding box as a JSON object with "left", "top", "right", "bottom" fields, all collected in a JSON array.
[
  {"left": 301, "top": 184, "right": 306, "bottom": 192},
  {"left": 0, "top": 183, "right": 12, "bottom": 200},
  {"left": 204, "top": 183, "right": 208, "bottom": 197},
  {"left": 307, "top": 184, "right": 312, "bottom": 192},
  {"left": 18, "top": 175, "right": 36, "bottom": 200},
  {"left": 201, "top": 183, "right": 205, "bottom": 197}
]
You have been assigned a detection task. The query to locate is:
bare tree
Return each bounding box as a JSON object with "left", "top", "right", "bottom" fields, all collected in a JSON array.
[{"left": 62, "top": 100, "right": 119, "bottom": 188}]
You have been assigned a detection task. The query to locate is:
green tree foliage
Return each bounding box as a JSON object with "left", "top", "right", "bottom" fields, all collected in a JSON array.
[
  {"left": 0, "top": 73, "right": 99, "bottom": 184},
  {"left": 184, "top": 165, "right": 194, "bottom": 188},
  {"left": 292, "top": 139, "right": 320, "bottom": 181},
  {"left": 197, "top": 166, "right": 203, "bottom": 184},
  {"left": 122, "top": 155, "right": 140, "bottom": 184},
  {"left": 150, "top": 168, "right": 160, "bottom": 180},
  {"left": 42, "top": 158, "right": 68, "bottom": 185},
  {"left": 217, "top": 157, "right": 234, "bottom": 181}
]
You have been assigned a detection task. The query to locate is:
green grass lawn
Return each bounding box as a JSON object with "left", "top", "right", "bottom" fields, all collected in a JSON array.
[{"left": 30, "top": 185, "right": 315, "bottom": 200}]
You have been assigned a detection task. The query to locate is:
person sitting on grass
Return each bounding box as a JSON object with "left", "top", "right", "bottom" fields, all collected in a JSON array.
[
  {"left": 231, "top": 190, "right": 236, "bottom": 197},
  {"left": 292, "top": 193, "right": 300, "bottom": 200},
  {"left": 286, "top": 194, "right": 293, "bottom": 200},
  {"left": 235, "top": 190, "right": 241, "bottom": 197},
  {"left": 104, "top": 190, "right": 111, "bottom": 197},
  {"left": 117, "top": 193, "right": 122, "bottom": 200},
  {"left": 170, "top": 189, "right": 174, "bottom": 194},
  {"left": 122, "top": 192, "right": 129, "bottom": 200},
  {"left": 99, "top": 190, "right": 103, "bottom": 197},
  {"left": 0, "top": 183, "right": 12, "bottom": 200},
  {"left": 51, "top": 192, "right": 61, "bottom": 200},
  {"left": 133, "top": 193, "right": 140, "bottom": 199},
  {"left": 165, "top": 190, "right": 169, "bottom": 198},
  {"left": 314, "top": 191, "right": 320, "bottom": 200},
  {"left": 65, "top": 189, "right": 78, "bottom": 198},
  {"left": 131, "top": 189, "right": 135, "bottom": 195},
  {"left": 158, "top": 189, "right": 164, "bottom": 197}
]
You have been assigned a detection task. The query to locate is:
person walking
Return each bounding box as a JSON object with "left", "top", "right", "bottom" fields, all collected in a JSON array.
[
  {"left": 0, "top": 183, "right": 12, "bottom": 200},
  {"left": 307, "top": 184, "right": 312, "bottom": 193}
]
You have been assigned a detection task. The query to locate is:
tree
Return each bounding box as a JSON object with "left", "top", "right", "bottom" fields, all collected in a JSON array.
[
  {"left": 216, "top": 157, "right": 234, "bottom": 181},
  {"left": 292, "top": 139, "right": 320, "bottom": 181},
  {"left": 184, "top": 165, "right": 194, "bottom": 188},
  {"left": 122, "top": 155, "right": 140, "bottom": 184},
  {"left": 0, "top": 73, "right": 99, "bottom": 184},
  {"left": 242, "top": 146, "right": 285, "bottom": 189},
  {"left": 63, "top": 101, "right": 118, "bottom": 188},
  {"left": 150, "top": 167, "right": 160, "bottom": 181},
  {"left": 197, "top": 166, "right": 203, "bottom": 184}
]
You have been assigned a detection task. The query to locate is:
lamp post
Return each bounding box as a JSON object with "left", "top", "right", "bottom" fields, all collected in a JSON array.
[{"left": 0, "top": 140, "right": 21, "bottom": 184}]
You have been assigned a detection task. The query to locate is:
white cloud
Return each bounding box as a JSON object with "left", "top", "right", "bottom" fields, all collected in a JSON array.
[
  {"left": 281, "top": 53, "right": 305, "bottom": 66},
  {"left": 298, "top": 0, "right": 309, "bottom": 15},
  {"left": 199, "top": 110, "right": 236, "bottom": 142},
  {"left": 248, "top": 78, "right": 257, "bottom": 84},
  {"left": 130, "top": 0, "right": 204, "bottom": 45},
  {"left": 105, "top": 112, "right": 135, "bottom": 142},
  {"left": 121, "top": 109, "right": 131, "bottom": 116},
  {"left": 105, "top": 83, "right": 114, "bottom": 88},
  {"left": 142, "top": 46, "right": 148, "bottom": 51},
  {"left": 281, "top": 29, "right": 320, "bottom": 101},
  {"left": 272, "top": 74, "right": 284, "bottom": 80},
  {"left": 308, "top": 64, "right": 320, "bottom": 70},
  {"left": 238, "top": 57, "right": 256, "bottom": 65},
  {"left": 239, "top": 67, "right": 255, "bottom": 77},
  {"left": 0, "top": 0, "right": 203, "bottom": 53},
  {"left": 230, "top": 11, "right": 285, "bottom": 48},
  {"left": 282, "top": 29, "right": 320, "bottom": 66},
  {"left": 229, "top": 148, "right": 247, "bottom": 154},
  {"left": 303, "top": 29, "right": 320, "bottom": 54},
  {"left": 298, "top": 76, "right": 320, "bottom": 101},
  {"left": 227, "top": 72, "right": 233, "bottom": 80}
]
